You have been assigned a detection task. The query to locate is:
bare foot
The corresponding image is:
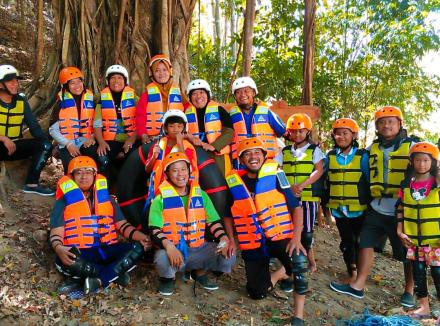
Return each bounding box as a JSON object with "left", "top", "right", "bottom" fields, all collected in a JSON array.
[{"left": 407, "top": 306, "right": 431, "bottom": 318}]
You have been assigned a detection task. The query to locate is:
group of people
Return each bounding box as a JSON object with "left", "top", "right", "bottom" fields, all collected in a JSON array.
[{"left": 1, "top": 53, "right": 440, "bottom": 323}]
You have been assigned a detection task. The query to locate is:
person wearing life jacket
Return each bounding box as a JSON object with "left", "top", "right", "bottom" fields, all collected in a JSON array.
[
  {"left": 0, "top": 64, "right": 53, "bottom": 196},
  {"left": 93, "top": 65, "right": 138, "bottom": 178},
  {"left": 331, "top": 106, "right": 417, "bottom": 307},
  {"left": 229, "top": 76, "right": 286, "bottom": 168},
  {"left": 143, "top": 109, "right": 198, "bottom": 210},
  {"left": 136, "top": 54, "right": 184, "bottom": 144},
  {"left": 324, "top": 118, "right": 370, "bottom": 280},
  {"left": 185, "top": 79, "right": 233, "bottom": 175},
  {"left": 397, "top": 142, "right": 440, "bottom": 318},
  {"left": 148, "top": 152, "right": 235, "bottom": 296},
  {"left": 49, "top": 66, "right": 104, "bottom": 174},
  {"left": 50, "top": 156, "right": 152, "bottom": 295},
  {"left": 226, "top": 137, "right": 308, "bottom": 326},
  {"left": 275, "top": 113, "right": 325, "bottom": 274}
]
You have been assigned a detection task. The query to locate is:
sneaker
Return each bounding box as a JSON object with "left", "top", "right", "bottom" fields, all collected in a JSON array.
[
  {"left": 400, "top": 291, "right": 416, "bottom": 308},
  {"left": 280, "top": 279, "right": 294, "bottom": 293},
  {"left": 329, "top": 281, "right": 364, "bottom": 299},
  {"left": 57, "top": 278, "right": 82, "bottom": 294},
  {"left": 194, "top": 274, "right": 219, "bottom": 290},
  {"left": 291, "top": 317, "right": 305, "bottom": 325},
  {"left": 23, "top": 185, "right": 54, "bottom": 196},
  {"left": 159, "top": 279, "right": 175, "bottom": 296},
  {"left": 115, "top": 273, "right": 130, "bottom": 287},
  {"left": 84, "top": 277, "right": 101, "bottom": 295}
]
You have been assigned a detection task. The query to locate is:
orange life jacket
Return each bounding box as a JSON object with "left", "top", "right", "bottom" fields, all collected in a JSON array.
[
  {"left": 185, "top": 101, "right": 230, "bottom": 155},
  {"left": 145, "top": 82, "right": 184, "bottom": 136},
  {"left": 100, "top": 86, "right": 136, "bottom": 140},
  {"left": 226, "top": 160, "right": 294, "bottom": 250},
  {"left": 147, "top": 137, "right": 199, "bottom": 202},
  {"left": 57, "top": 174, "right": 118, "bottom": 249},
  {"left": 229, "top": 102, "right": 277, "bottom": 159},
  {"left": 159, "top": 180, "right": 206, "bottom": 248},
  {"left": 58, "top": 90, "right": 94, "bottom": 140}
]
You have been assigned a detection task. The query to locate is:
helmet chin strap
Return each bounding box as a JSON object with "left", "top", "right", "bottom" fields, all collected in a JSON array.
[{"left": 0, "top": 82, "right": 13, "bottom": 96}]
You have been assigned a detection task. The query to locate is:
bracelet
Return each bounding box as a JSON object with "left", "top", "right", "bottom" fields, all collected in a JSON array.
[
  {"left": 128, "top": 229, "right": 136, "bottom": 240},
  {"left": 53, "top": 243, "right": 62, "bottom": 251}
]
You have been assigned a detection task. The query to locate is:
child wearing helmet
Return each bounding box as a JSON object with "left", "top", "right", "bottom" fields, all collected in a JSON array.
[
  {"left": 275, "top": 113, "right": 325, "bottom": 273},
  {"left": 0, "top": 64, "right": 53, "bottom": 196},
  {"left": 92, "top": 65, "right": 139, "bottom": 181},
  {"left": 136, "top": 54, "right": 184, "bottom": 144},
  {"left": 50, "top": 156, "right": 151, "bottom": 296},
  {"left": 185, "top": 79, "right": 234, "bottom": 175},
  {"left": 49, "top": 66, "right": 103, "bottom": 174},
  {"left": 324, "top": 118, "right": 370, "bottom": 280},
  {"left": 396, "top": 142, "right": 440, "bottom": 318},
  {"left": 330, "top": 106, "right": 417, "bottom": 307},
  {"left": 149, "top": 152, "right": 235, "bottom": 296},
  {"left": 143, "top": 110, "right": 198, "bottom": 207}
]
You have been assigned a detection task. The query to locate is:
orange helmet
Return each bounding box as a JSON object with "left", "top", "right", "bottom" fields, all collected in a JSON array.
[
  {"left": 67, "top": 156, "right": 97, "bottom": 174},
  {"left": 162, "top": 152, "right": 190, "bottom": 172},
  {"left": 374, "top": 106, "right": 403, "bottom": 122},
  {"left": 237, "top": 137, "right": 266, "bottom": 157},
  {"left": 409, "top": 142, "right": 440, "bottom": 160},
  {"left": 332, "top": 118, "right": 359, "bottom": 133},
  {"left": 149, "top": 54, "right": 172, "bottom": 77},
  {"left": 59, "top": 67, "right": 83, "bottom": 86},
  {"left": 286, "top": 113, "right": 313, "bottom": 130}
]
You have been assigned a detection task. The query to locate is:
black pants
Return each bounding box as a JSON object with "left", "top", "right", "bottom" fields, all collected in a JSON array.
[
  {"left": 0, "top": 138, "right": 52, "bottom": 184},
  {"left": 335, "top": 214, "right": 365, "bottom": 273},
  {"left": 412, "top": 260, "right": 440, "bottom": 299}
]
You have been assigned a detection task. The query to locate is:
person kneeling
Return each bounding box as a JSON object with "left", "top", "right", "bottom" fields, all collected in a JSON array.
[
  {"left": 50, "top": 156, "right": 151, "bottom": 295},
  {"left": 149, "top": 152, "right": 235, "bottom": 296}
]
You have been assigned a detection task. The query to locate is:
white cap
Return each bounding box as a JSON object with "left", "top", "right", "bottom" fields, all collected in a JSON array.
[
  {"left": 105, "top": 65, "right": 129, "bottom": 84},
  {"left": 232, "top": 76, "right": 258, "bottom": 95},
  {"left": 0, "top": 64, "right": 21, "bottom": 82},
  {"left": 186, "top": 79, "right": 211, "bottom": 97}
]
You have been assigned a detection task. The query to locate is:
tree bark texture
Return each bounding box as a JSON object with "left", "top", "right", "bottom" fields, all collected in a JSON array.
[
  {"left": 301, "top": 0, "right": 315, "bottom": 105},
  {"left": 26, "top": 0, "right": 196, "bottom": 117},
  {"left": 35, "top": 0, "right": 44, "bottom": 74},
  {"left": 242, "top": 0, "right": 255, "bottom": 77}
]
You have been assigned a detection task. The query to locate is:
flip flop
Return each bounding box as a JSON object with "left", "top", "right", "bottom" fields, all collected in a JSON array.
[{"left": 408, "top": 312, "right": 432, "bottom": 320}]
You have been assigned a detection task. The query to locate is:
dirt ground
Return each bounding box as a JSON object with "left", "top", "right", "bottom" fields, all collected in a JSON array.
[{"left": 0, "top": 162, "right": 439, "bottom": 325}]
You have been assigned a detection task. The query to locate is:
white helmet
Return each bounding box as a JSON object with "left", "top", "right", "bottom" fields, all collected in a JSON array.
[
  {"left": 232, "top": 76, "right": 258, "bottom": 95},
  {"left": 0, "top": 64, "right": 22, "bottom": 82},
  {"left": 162, "top": 109, "right": 188, "bottom": 132},
  {"left": 186, "top": 79, "right": 211, "bottom": 97},
  {"left": 105, "top": 65, "right": 129, "bottom": 84}
]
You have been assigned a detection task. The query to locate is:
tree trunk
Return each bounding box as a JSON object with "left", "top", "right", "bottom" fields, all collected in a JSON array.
[
  {"left": 26, "top": 0, "right": 196, "bottom": 117},
  {"left": 301, "top": 0, "right": 315, "bottom": 105},
  {"left": 34, "top": 0, "right": 44, "bottom": 75},
  {"left": 230, "top": 0, "right": 237, "bottom": 58},
  {"left": 242, "top": 0, "right": 256, "bottom": 76}
]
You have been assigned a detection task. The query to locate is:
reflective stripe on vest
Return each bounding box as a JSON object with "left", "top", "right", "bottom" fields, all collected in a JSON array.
[
  {"left": 282, "top": 145, "right": 320, "bottom": 202},
  {"left": 229, "top": 103, "right": 277, "bottom": 159},
  {"left": 369, "top": 141, "right": 411, "bottom": 198},
  {"left": 100, "top": 86, "right": 136, "bottom": 140},
  {"left": 402, "top": 186, "right": 440, "bottom": 246},
  {"left": 185, "top": 101, "right": 230, "bottom": 155},
  {"left": 159, "top": 180, "right": 206, "bottom": 248},
  {"left": 145, "top": 82, "right": 184, "bottom": 136},
  {"left": 226, "top": 160, "right": 294, "bottom": 250},
  {"left": 327, "top": 149, "right": 368, "bottom": 211},
  {"left": 0, "top": 97, "right": 25, "bottom": 140},
  {"left": 57, "top": 174, "right": 117, "bottom": 249},
  {"left": 58, "top": 90, "right": 94, "bottom": 140}
]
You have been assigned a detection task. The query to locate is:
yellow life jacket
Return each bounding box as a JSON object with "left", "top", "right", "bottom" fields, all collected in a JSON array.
[
  {"left": 185, "top": 101, "right": 230, "bottom": 155},
  {"left": 327, "top": 148, "right": 369, "bottom": 211},
  {"left": 282, "top": 144, "right": 323, "bottom": 202},
  {"left": 0, "top": 95, "right": 25, "bottom": 140},
  {"left": 159, "top": 180, "right": 206, "bottom": 248},
  {"left": 369, "top": 140, "right": 411, "bottom": 198},
  {"left": 402, "top": 181, "right": 440, "bottom": 246},
  {"left": 229, "top": 103, "right": 277, "bottom": 159}
]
